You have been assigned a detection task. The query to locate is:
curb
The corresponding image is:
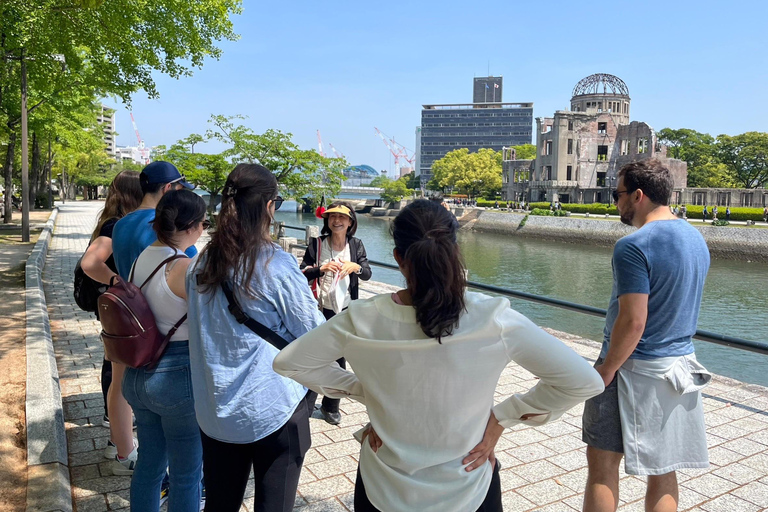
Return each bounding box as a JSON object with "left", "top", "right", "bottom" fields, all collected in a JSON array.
[{"left": 24, "top": 207, "right": 72, "bottom": 512}]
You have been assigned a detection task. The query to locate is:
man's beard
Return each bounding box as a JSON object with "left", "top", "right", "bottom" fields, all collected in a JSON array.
[{"left": 620, "top": 206, "right": 634, "bottom": 226}]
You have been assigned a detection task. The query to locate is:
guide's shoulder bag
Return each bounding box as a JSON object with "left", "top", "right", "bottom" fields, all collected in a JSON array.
[
  {"left": 73, "top": 254, "right": 107, "bottom": 313},
  {"left": 98, "top": 255, "right": 187, "bottom": 368},
  {"left": 308, "top": 237, "right": 322, "bottom": 300}
]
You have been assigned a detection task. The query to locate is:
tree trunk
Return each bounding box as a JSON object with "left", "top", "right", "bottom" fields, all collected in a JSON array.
[
  {"left": 30, "top": 131, "right": 40, "bottom": 207},
  {"left": 3, "top": 132, "right": 16, "bottom": 223}
]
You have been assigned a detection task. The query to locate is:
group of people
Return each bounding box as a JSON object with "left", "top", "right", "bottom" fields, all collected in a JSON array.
[{"left": 81, "top": 157, "right": 711, "bottom": 512}]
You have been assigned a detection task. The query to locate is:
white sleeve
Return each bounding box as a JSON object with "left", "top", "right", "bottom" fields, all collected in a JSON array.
[
  {"left": 273, "top": 309, "right": 366, "bottom": 404},
  {"left": 492, "top": 308, "right": 604, "bottom": 428}
]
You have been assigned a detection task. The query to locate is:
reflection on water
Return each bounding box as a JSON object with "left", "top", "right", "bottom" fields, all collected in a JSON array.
[{"left": 276, "top": 204, "right": 768, "bottom": 387}]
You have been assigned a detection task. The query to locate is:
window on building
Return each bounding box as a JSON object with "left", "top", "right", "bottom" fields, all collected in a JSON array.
[
  {"left": 568, "top": 120, "right": 573, "bottom": 131},
  {"left": 567, "top": 139, "right": 573, "bottom": 154},
  {"left": 545, "top": 140, "right": 552, "bottom": 155},
  {"left": 540, "top": 166, "right": 545, "bottom": 180},
  {"left": 546, "top": 166, "right": 552, "bottom": 180},
  {"left": 566, "top": 165, "right": 572, "bottom": 181},
  {"left": 637, "top": 138, "right": 648, "bottom": 154},
  {"left": 598, "top": 122, "right": 607, "bottom": 134},
  {"left": 621, "top": 139, "right": 630, "bottom": 155},
  {"left": 597, "top": 145, "right": 608, "bottom": 161},
  {"left": 597, "top": 172, "right": 606, "bottom": 187}
]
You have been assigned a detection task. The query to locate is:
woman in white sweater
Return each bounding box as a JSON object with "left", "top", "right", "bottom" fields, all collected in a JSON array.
[{"left": 274, "top": 199, "right": 604, "bottom": 512}]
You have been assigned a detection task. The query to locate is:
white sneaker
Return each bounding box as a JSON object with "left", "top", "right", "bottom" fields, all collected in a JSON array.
[
  {"left": 104, "top": 438, "right": 137, "bottom": 460},
  {"left": 111, "top": 444, "right": 139, "bottom": 476}
]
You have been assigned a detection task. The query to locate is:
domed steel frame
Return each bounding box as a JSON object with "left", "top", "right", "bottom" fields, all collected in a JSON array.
[{"left": 572, "top": 73, "right": 629, "bottom": 97}]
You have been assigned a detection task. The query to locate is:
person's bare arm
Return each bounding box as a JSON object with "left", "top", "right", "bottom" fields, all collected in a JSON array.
[
  {"left": 81, "top": 236, "right": 117, "bottom": 285},
  {"left": 597, "top": 293, "right": 648, "bottom": 386},
  {"left": 166, "top": 258, "right": 193, "bottom": 300}
]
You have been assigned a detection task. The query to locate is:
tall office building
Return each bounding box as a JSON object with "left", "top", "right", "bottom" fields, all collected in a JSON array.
[
  {"left": 418, "top": 76, "right": 533, "bottom": 186},
  {"left": 97, "top": 105, "right": 116, "bottom": 156},
  {"left": 473, "top": 76, "right": 503, "bottom": 104}
]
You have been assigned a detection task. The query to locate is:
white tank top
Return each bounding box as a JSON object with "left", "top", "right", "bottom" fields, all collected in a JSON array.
[{"left": 131, "top": 245, "right": 189, "bottom": 342}]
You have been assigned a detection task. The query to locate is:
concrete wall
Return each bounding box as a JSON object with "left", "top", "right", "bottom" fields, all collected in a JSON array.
[{"left": 471, "top": 210, "right": 768, "bottom": 262}]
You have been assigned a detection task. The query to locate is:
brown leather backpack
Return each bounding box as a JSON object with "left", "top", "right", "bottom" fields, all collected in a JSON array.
[{"left": 98, "top": 254, "right": 187, "bottom": 368}]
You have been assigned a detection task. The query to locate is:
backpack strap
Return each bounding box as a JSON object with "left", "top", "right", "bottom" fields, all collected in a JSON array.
[
  {"left": 138, "top": 254, "right": 188, "bottom": 289},
  {"left": 221, "top": 282, "right": 289, "bottom": 351},
  {"left": 146, "top": 312, "right": 188, "bottom": 369}
]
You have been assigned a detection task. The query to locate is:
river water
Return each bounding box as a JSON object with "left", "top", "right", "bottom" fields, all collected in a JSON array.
[{"left": 276, "top": 203, "right": 768, "bottom": 387}]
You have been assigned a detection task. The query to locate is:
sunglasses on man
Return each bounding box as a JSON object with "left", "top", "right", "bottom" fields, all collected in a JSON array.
[{"left": 612, "top": 189, "right": 631, "bottom": 203}]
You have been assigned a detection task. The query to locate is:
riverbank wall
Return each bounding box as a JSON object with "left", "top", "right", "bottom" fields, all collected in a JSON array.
[{"left": 470, "top": 210, "right": 768, "bottom": 262}]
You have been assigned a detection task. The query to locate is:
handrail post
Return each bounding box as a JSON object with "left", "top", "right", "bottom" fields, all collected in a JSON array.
[{"left": 306, "top": 225, "right": 320, "bottom": 245}]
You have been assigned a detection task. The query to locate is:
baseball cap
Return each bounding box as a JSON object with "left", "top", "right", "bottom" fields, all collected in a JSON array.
[{"left": 141, "top": 161, "right": 194, "bottom": 190}]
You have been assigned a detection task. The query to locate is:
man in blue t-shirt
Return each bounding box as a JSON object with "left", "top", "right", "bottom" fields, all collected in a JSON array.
[
  {"left": 582, "top": 159, "right": 710, "bottom": 512},
  {"left": 112, "top": 161, "right": 197, "bottom": 278}
]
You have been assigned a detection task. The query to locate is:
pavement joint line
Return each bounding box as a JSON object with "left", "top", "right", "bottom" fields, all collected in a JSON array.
[{"left": 24, "top": 207, "right": 73, "bottom": 512}]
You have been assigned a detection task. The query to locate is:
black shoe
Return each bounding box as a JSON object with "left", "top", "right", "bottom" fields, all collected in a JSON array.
[{"left": 319, "top": 406, "right": 341, "bottom": 425}]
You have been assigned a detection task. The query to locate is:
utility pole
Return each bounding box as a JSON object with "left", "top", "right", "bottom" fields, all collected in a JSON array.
[{"left": 20, "top": 50, "right": 29, "bottom": 242}]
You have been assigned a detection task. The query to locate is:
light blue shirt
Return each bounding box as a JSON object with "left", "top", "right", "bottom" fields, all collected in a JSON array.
[
  {"left": 186, "top": 246, "right": 325, "bottom": 443},
  {"left": 601, "top": 219, "right": 710, "bottom": 360}
]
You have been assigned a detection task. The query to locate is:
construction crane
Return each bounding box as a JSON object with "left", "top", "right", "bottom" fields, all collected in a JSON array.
[
  {"left": 129, "top": 112, "right": 150, "bottom": 164},
  {"left": 374, "top": 127, "right": 416, "bottom": 171},
  {"left": 316, "top": 130, "right": 325, "bottom": 157},
  {"left": 327, "top": 143, "right": 345, "bottom": 160}
]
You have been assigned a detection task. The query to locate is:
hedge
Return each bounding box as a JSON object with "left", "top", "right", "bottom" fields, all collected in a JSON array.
[{"left": 677, "top": 205, "right": 765, "bottom": 221}]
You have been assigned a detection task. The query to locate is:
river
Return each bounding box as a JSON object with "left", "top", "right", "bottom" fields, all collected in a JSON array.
[{"left": 276, "top": 202, "right": 768, "bottom": 387}]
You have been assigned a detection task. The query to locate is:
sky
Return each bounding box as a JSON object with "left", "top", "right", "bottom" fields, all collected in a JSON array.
[{"left": 105, "top": 0, "right": 768, "bottom": 174}]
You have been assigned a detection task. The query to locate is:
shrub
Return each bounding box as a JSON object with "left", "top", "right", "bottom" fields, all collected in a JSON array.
[
  {"left": 680, "top": 205, "right": 764, "bottom": 221},
  {"left": 712, "top": 219, "right": 730, "bottom": 226},
  {"left": 519, "top": 214, "right": 529, "bottom": 227},
  {"left": 553, "top": 209, "right": 569, "bottom": 217},
  {"left": 530, "top": 208, "right": 553, "bottom": 216}
]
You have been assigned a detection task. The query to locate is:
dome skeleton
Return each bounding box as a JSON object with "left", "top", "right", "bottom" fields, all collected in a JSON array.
[{"left": 572, "top": 73, "right": 630, "bottom": 98}]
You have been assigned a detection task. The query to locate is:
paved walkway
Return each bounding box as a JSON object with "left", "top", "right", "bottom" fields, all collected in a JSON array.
[{"left": 45, "top": 202, "right": 768, "bottom": 511}]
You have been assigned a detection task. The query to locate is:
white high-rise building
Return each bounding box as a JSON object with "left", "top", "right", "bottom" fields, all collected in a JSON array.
[{"left": 97, "top": 105, "right": 117, "bottom": 156}]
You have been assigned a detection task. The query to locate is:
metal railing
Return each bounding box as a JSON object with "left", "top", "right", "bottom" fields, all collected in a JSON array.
[{"left": 283, "top": 238, "right": 768, "bottom": 356}]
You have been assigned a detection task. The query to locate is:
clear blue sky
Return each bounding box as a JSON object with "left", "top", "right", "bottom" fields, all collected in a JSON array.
[{"left": 106, "top": 0, "right": 768, "bottom": 174}]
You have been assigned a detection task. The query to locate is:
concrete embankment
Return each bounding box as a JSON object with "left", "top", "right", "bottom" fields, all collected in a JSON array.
[{"left": 469, "top": 210, "right": 768, "bottom": 262}]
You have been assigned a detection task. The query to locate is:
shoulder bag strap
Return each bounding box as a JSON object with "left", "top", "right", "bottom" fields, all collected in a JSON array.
[
  {"left": 147, "top": 313, "right": 188, "bottom": 369},
  {"left": 138, "top": 254, "right": 188, "bottom": 289},
  {"left": 221, "top": 282, "right": 289, "bottom": 351}
]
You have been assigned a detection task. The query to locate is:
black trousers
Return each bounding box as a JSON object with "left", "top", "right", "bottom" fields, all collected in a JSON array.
[
  {"left": 200, "top": 392, "right": 315, "bottom": 512},
  {"left": 101, "top": 358, "right": 112, "bottom": 417},
  {"left": 354, "top": 461, "right": 502, "bottom": 512},
  {"left": 321, "top": 308, "right": 346, "bottom": 414}
]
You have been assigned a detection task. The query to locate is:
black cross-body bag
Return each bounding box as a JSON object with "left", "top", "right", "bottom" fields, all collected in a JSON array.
[{"left": 220, "top": 281, "right": 289, "bottom": 350}]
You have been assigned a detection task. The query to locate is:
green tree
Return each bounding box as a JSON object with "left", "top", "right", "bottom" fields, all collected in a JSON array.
[
  {"left": 511, "top": 144, "right": 537, "bottom": 160},
  {"left": 368, "top": 175, "right": 392, "bottom": 188},
  {"left": 206, "top": 115, "right": 347, "bottom": 204},
  {"left": 716, "top": 132, "right": 768, "bottom": 188},
  {"left": 431, "top": 148, "right": 502, "bottom": 198},
  {"left": 657, "top": 128, "right": 730, "bottom": 187},
  {"left": 380, "top": 179, "right": 409, "bottom": 203}
]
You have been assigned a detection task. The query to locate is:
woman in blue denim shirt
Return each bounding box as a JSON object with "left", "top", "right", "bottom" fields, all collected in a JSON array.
[
  {"left": 122, "top": 190, "right": 207, "bottom": 511},
  {"left": 186, "top": 164, "right": 325, "bottom": 512}
]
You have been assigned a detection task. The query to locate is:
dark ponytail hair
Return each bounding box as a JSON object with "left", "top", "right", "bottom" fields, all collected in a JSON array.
[
  {"left": 391, "top": 200, "right": 466, "bottom": 342},
  {"left": 152, "top": 189, "right": 207, "bottom": 248}
]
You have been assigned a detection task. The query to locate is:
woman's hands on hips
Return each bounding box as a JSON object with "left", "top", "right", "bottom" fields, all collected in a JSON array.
[{"left": 463, "top": 411, "right": 504, "bottom": 472}]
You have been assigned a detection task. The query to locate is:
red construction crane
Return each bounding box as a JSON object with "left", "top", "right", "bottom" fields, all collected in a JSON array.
[
  {"left": 328, "top": 143, "right": 345, "bottom": 160},
  {"left": 316, "top": 130, "right": 325, "bottom": 157},
  {"left": 129, "top": 112, "right": 150, "bottom": 164},
  {"left": 374, "top": 127, "right": 415, "bottom": 170}
]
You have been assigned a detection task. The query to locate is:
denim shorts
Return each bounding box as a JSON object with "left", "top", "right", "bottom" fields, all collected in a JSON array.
[{"left": 582, "top": 358, "right": 624, "bottom": 453}]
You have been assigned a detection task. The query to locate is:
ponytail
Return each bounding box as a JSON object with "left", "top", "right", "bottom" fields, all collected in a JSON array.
[{"left": 392, "top": 200, "right": 466, "bottom": 342}]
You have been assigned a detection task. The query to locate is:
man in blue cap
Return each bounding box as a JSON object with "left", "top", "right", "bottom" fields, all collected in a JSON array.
[{"left": 112, "top": 161, "right": 197, "bottom": 278}]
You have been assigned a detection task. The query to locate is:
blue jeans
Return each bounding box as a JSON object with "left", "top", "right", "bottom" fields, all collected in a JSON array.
[{"left": 123, "top": 342, "right": 202, "bottom": 512}]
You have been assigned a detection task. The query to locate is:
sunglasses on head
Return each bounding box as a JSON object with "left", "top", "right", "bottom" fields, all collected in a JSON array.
[{"left": 273, "top": 195, "right": 283, "bottom": 211}]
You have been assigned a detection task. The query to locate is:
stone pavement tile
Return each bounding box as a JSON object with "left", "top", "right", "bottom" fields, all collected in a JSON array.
[
  {"left": 507, "top": 443, "right": 557, "bottom": 463},
  {"left": 700, "top": 494, "right": 761, "bottom": 512},
  {"left": 547, "top": 448, "right": 586, "bottom": 472},
  {"left": 707, "top": 422, "right": 749, "bottom": 441},
  {"left": 617, "top": 500, "right": 645, "bottom": 512},
  {"left": 618, "top": 476, "right": 647, "bottom": 503},
  {"left": 500, "top": 491, "right": 537, "bottom": 512},
  {"left": 720, "top": 437, "right": 767, "bottom": 457},
  {"left": 677, "top": 488, "right": 709, "bottom": 510},
  {"left": 713, "top": 403, "right": 756, "bottom": 420},
  {"left": 707, "top": 445, "right": 745, "bottom": 467},
  {"left": 498, "top": 468, "right": 528, "bottom": 492},
  {"left": 704, "top": 412, "right": 733, "bottom": 428},
  {"left": 315, "top": 439, "right": 361, "bottom": 459},
  {"left": 511, "top": 460, "right": 566, "bottom": 483},
  {"left": 69, "top": 439, "right": 95, "bottom": 454},
  {"left": 305, "top": 455, "right": 359, "bottom": 480},
  {"left": 337, "top": 492, "right": 354, "bottom": 511},
  {"left": 561, "top": 494, "right": 584, "bottom": 510},
  {"left": 535, "top": 419, "right": 580, "bottom": 437},
  {"left": 741, "top": 453, "right": 768, "bottom": 473},
  {"left": 747, "top": 428, "right": 768, "bottom": 446},
  {"left": 557, "top": 467, "right": 588, "bottom": 492},
  {"left": 713, "top": 462, "right": 763, "bottom": 485},
  {"left": 293, "top": 497, "right": 347, "bottom": 511},
  {"left": 304, "top": 447, "right": 326, "bottom": 465},
  {"left": 536, "top": 502, "right": 580, "bottom": 511},
  {"left": 74, "top": 494, "right": 109, "bottom": 512},
  {"left": 683, "top": 473, "right": 739, "bottom": 498},
  {"left": 731, "top": 480, "right": 768, "bottom": 508},
  {"left": 516, "top": 478, "right": 576, "bottom": 506},
  {"left": 540, "top": 433, "right": 586, "bottom": 453},
  {"left": 730, "top": 416, "right": 768, "bottom": 434},
  {"left": 505, "top": 427, "right": 548, "bottom": 446},
  {"left": 322, "top": 424, "right": 366, "bottom": 443},
  {"left": 70, "top": 464, "right": 100, "bottom": 483},
  {"left": 106, "top": 489, "right": 130, "bottom": 510},
  {"left": 298, "top": 475, "right": 354, "bottom": 503},
  {"left": 495, "top": 450, "right": 524, "bottom": 469}
]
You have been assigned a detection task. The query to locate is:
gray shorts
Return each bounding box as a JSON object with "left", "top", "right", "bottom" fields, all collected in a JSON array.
[{"left": 582, "top": 358, "right": 623, "bottom": 453}]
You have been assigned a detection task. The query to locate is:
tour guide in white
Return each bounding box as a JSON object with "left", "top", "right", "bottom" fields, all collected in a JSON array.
[{"left": 582, "top": 159, "right": 711, "bottom": 512}]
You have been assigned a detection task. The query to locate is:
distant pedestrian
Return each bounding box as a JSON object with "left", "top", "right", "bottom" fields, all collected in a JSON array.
[
  {"left": 712, "top": 205, "right": 718, "bottom": 220},
  {"left": 702, "top": 205, "right": 708, "bottom": 221},
  {"left": 726, "top": 207, "right": 731, "bottom": 221},
  {"left": 763, "top": 206, "right": 768, "bottom": 222},
  {"left": 681, "top": 204, "right": 687, "bottom": 219},
  {"left": 494, "top": 200, "right": 499, "bottom": 209},
  {"left": 584, "top": 159, "right": 711, "bottom": 512}
]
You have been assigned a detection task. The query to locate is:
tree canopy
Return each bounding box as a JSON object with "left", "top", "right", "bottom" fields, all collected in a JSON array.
[
  {"left": 430, "top": 148, "right": 502, "bottom": 198},
  {"left": 716, "top": 132, "right": 768, "bottom": 189}
]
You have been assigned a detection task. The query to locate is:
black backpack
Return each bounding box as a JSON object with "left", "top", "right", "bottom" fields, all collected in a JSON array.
[{"left": 73, "top": 255, "right": 107, "bottom": 313}]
